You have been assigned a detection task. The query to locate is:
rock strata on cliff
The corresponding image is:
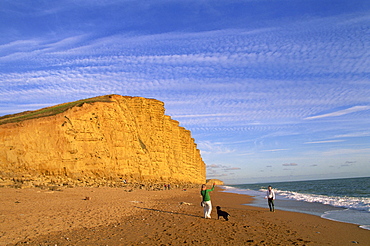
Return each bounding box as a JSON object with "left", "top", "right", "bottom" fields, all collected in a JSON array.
[{"left": 0, "top": 95, "right": 206, "bottom": 188}]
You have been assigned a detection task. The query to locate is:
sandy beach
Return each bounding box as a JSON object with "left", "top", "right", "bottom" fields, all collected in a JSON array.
[{"left": 1, "top": 186, "right": 369, "bottom": 246}]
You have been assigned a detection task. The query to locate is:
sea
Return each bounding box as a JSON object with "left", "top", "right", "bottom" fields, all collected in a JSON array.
[{"left": 221, "top": 177, "right": 370, "bottom": 230}]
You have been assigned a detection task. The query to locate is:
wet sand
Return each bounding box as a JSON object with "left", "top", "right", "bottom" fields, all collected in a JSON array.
[{"left": 0, "top": 186, "right": 369, "bottom": 245}]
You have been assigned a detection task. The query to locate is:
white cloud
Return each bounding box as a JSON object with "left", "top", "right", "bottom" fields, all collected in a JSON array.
[
  {"left": 262, "top": 149, "right": 289, "bottom": 152},
  {"left": 305, "top": 106, "right": 370, "bottom": 120},
  {"left": 223, "top": 167, "right": 241, "bottom": 171},
  {"left": 206, "top": 163, "right": 241, "bottom": 179},
  {"left": 282, "top": 163, "right": 298, "bottom": 166},
  {"left": 322, "top": 148, "right": 370, "bottom": 156},
  {"left": 172, "top": 113, "right": 238, "bottom": 118},
  {"left": 207, "top": 164, "right": 221, "bottom": 168},
  {"left": 304, "top": 140, "right": 345, "bottom": 144},
  {"left": 333, "top": 132, "right": 370, "bottom": 138},
  {"left": 198, "top": 141, "right": 235, "bottom": 155}
]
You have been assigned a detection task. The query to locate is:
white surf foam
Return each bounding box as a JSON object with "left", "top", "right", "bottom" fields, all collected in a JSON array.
[{"left": 275, "top": 189, "right": 370, "bottom": 212}]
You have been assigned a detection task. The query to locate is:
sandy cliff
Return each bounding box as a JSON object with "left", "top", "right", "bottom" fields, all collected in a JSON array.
[
  {"left": 206, "top": 179, "right": 224, "bottom": 185},
  {"left": 0, "top": 95, "right": 206, "bottom": 188}
]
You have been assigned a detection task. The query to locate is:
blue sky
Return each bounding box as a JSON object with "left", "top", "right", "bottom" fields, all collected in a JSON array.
[{"left": 1, "top": 0, "right": 369, "bottom": 184}]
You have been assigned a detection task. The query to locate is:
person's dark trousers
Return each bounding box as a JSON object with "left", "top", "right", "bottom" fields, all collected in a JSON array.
[{"left": 268, "top": 198, "right": 274, "bottom": 212}]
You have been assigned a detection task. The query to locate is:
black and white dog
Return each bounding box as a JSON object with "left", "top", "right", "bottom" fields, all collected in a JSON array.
[{"left": 216, "top": 206, "right": 230, "bottom": 221}]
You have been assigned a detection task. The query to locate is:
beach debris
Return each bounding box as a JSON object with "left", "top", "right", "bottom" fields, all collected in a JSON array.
[
  {"left": 130, "top": 200, "right": 143, "bottom": 203},
  {"left": 179, "top": 202, "right": 192, "bottom": 205},
  {"left": 351, "top": 241, "right": 359, "bottom": 244},
  {"left": 84, "top": 197, "right": 91, "bottom": 200}
]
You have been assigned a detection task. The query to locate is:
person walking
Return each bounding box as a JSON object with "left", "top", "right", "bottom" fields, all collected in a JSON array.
[
  {"left": 265, "top": 185, "right": 276, "bottom": 212},
  {"left": 200, "top": 183, "right": 215, "bottom": 218}
]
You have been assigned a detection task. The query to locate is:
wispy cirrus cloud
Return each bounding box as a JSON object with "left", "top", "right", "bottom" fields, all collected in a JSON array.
[
  {"left": 198, "top": 141, "right": 235, "bottom": 155},
  {"left": 333, "top": 132, "right": 370, "bottom": 138},
  {"left": 207, "top": 164, "right": 241, "bottom": 170},
  {"left": 322, "top": 148, "right": 370, "bottom": 156},
  {"left": 262, "top": 149, "right": 289, "bottom": 152},
  {"left": 304, "top": 140, "right": 345, "bottom": 144},
  {"left": 1, "top": 0, "right": 370, "bottom": 183},
  {"left": 305, "top": 106, "right": 370, "bottom": 120}
]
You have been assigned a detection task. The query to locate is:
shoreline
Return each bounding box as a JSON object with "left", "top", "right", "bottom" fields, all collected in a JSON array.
[
  {"left": 1, "top": 186, "right": 369, "bottom": 245},
  {"left": 221, "top": 185, "right": 370, "bottom": 231}
]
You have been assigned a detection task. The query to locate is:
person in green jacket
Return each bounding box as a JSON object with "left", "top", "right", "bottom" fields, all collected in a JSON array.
[{"left": 200, "top": 183, "right": 215, "bottom": 218}]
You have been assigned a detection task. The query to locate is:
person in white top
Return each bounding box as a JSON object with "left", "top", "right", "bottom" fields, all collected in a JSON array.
[{"left": 265, "top": 185, "right": 275, "bottom": 212}]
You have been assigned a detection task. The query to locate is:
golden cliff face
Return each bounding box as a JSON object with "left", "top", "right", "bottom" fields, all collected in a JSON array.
[{"left": 0, "top": 95, "right": 206, "bottom": 187}]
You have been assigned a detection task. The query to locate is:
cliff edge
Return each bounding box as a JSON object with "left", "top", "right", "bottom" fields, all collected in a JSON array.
[{"left": 0, "top": 95, "right": 206, "bottom": 188}]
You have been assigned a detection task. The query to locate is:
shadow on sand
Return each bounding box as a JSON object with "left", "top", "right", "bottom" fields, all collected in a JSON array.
[{"left": 134, "top": 206, "right": 201, "bottom": 218}]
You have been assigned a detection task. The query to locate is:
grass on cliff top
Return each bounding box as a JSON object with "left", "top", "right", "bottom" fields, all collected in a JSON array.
[{"left": 0, "top": 95, "right": 116, "bottom": 126}]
